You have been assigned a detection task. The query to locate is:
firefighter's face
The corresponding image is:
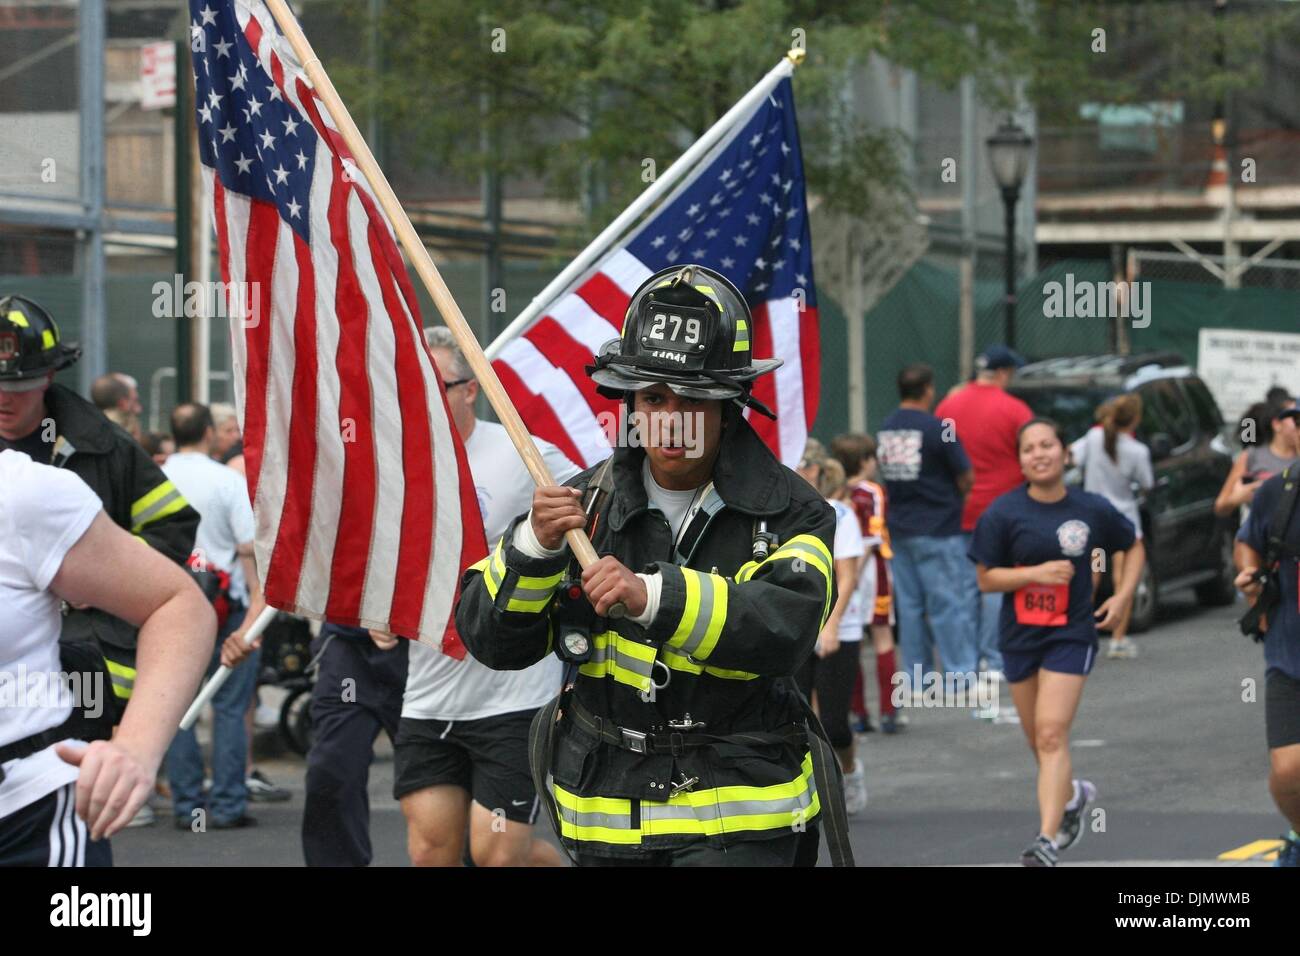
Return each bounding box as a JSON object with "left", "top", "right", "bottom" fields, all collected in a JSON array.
[
  {"left": 0, "top": 376, "right": 50, "bottom": 440},
  {"left": 633, "top": 384, "right": 722, "bottom": 490}
]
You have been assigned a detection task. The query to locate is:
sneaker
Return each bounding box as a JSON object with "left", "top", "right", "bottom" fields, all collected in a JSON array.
[
  {"left": 211, "top": 814, "right": 258, "bottom": 829},
  {"left": 1275, "top": 831, "right": 1300, "bottom": 868},
  {"left": 246, "top": 768, "right": 291, "bottom": 803},
  {"left": 850, "top": 713, "right": 867, "bottom": 734},
  {"left": 1108, "top": 638, "right": 1138, "bottom": 659},
  {"left": 879, "top": 712, "right": 901, "bottom": 735},
  {"left": 843, "top": 766, "right": 868, "bottom": 815},
  {"left": 125, "top": 803, "right": 155, "bottom": 828},
  {"left": 1057, "top": 779, "right": 1097, "bottom": 851},
  {"left": 1021, "top": 834, "right": 1059, "bottom": 867}
]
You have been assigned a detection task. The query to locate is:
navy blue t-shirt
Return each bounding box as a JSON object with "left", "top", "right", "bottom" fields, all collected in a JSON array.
[
  {"left": 968, "top": 486, "right": 1137, "bottom": 651},
  {"left": 1237, "top": 471, "right": 1300, "bottom": 680},
  {"left": 877, "top": 408, "right": 971, "bottom": 538}
]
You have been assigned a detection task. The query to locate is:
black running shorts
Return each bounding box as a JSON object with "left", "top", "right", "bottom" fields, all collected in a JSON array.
[{"left": 393, "top": 709, "right": 541, "bottom": 824}]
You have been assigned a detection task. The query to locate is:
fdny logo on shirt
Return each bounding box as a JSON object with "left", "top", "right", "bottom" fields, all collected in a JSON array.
[
  {"left": 1056, "top": 519, "right": 1091, "bottom": 557},
  {"left": 878, "top": 429, "right": 923, "bottom": 482}
]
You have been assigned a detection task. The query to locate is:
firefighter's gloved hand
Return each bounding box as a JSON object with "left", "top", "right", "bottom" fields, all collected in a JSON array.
[
  {"left": 530, "top": 485, "right": 586, "bottom": 551},
  {"left": 581, "top": 555, "right": 648, "bottom": 618}
]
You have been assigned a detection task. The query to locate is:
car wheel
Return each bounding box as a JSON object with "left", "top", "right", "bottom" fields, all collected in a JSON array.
[
  {"left": 1195, "top": 528, "right": 1238, "bottom": 607},
  {"left": 279, "top": 686, "right": 314, "bottom": 756},
  {"left": 1128, "top": 559, "right": 1158, "bottom": 633}
]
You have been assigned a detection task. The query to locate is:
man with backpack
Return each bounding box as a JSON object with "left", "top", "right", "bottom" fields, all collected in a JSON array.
[{"left": 1235, "top": 458, "right": 1300, "bottom": 866}]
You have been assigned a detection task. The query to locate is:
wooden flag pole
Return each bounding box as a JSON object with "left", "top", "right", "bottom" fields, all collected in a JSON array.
[{"left": 262, "top": 0, "right": 603, "bottom": 570}]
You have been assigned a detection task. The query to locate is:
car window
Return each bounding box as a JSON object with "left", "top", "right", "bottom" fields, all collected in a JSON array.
[
  {"left": 1137, "top": 379, "right": 1195, "bottom": 448},
  {"left": 1180, "top": 378, "right": 1223, "bottom": 436},
  {"left": 1007, "top": 386, "right": 1114, "bottom": 444}
]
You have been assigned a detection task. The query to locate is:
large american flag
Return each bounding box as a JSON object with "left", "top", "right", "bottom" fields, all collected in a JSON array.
[
  {"left": 492, "top": 77, "right": 820, "bottom": 468},
  {"left": 188, "top": 0, "right": 485, "bottom": 655}
]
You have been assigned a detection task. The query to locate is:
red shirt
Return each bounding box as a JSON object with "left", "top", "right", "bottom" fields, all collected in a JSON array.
[{"left": 934, "top": 382, "right": 1033, "bottom": 531}]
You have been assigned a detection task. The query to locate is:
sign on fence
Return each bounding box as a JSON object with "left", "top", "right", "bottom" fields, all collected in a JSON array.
[{"left": 1197, "top": 328, "right": 1300, "bottom": 424}]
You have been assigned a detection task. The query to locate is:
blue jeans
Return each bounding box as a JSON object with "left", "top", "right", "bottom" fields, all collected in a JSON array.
[
  {"left": 165, "top": 604, "right": 260, "bottom": 824},
  {"left": 891, "top": 534, "right": 977, "bottom": 691},
  {"left": 964, "top": 532, "right": 1005, "bottom": 672}
]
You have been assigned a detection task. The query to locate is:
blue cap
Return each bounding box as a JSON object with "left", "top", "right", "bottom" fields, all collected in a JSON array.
[{"left": 976, "top": 344, "right": 1027, "bottom": 372}]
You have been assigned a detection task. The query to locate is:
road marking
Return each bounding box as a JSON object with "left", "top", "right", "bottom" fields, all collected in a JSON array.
[
  {"left": 1074, "top": 739, "right": 1106, "bottom": 747},
  {"left": 1217, "top": 839, "right": 1283, "bottom": 861}
]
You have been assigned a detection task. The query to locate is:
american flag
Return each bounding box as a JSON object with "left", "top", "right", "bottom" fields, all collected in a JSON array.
[
  {"left": 188, "top": 0, "right": 485, "bottom": 655},
  {"left": 492, "top": 77, "right": 820, "bottom": 468}
]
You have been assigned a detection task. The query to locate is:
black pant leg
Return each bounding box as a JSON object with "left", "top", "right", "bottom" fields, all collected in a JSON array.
[{"left": 302, "top": 630, "right": 386, "bottom": 866}]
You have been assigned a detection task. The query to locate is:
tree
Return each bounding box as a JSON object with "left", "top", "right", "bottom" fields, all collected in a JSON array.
[{"left": 323, "top": 0, "right": 1299, "bottom": 229}]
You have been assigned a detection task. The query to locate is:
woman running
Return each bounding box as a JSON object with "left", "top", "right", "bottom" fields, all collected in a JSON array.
[
  {"left": 969, "top": 418, "right": 1146, "bottom": 867},
  {"left": 1070, "top": 394, "right": 1153, "bottom": 659}
]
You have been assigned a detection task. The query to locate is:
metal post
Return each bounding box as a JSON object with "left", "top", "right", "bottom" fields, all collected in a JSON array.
[
  {"left": 78, "top": 0, "right": 107, "bottom": 394},
  {"left": 1002, "top": 186, "right": 1019, "bottom": 349},
  {"left": 958, "top": 72, "right": 976, "bottom": 380},
  {"left": 174, "top": 38, "right": 193, "bottom": 404}
]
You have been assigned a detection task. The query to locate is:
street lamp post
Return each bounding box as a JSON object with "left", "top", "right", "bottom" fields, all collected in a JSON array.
[{"left": 987, "top": 119, "right": 1034, "bottom": 350}]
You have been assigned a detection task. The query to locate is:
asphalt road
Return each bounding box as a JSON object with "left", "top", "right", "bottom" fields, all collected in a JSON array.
[{"left": 112, "top": 591, "right": 1286, "bottom": 866}]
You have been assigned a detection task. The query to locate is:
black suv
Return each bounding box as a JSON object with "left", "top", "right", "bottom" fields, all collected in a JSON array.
[{"left": 1008, "top": 352, "right": 1237, "bottom": 632}]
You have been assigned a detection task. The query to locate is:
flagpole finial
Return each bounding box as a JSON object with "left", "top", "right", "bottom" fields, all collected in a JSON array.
[{"left": 785, "top": 47, "right": 806, "bottom": 67}]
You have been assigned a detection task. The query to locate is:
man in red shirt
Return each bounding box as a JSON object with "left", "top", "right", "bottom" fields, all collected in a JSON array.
[{"left": 935, "top": 345, "right": 1033, "bottom": 679}]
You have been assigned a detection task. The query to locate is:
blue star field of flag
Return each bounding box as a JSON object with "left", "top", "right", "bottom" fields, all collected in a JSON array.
[
  {"left": 189, "top": 1, "right": 317, "bottom": 242},
  {"left": 625, "top": 78, "right": 815, "bottom": 309}
]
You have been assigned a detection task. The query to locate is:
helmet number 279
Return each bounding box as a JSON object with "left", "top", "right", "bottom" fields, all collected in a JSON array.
[{"left": 648, "top": 312, "right": 700, "bottom": 345}]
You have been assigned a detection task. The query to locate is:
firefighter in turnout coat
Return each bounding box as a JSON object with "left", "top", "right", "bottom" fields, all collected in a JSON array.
[{"left": 455, "top": 265, "right": 852, "bottom": 866}]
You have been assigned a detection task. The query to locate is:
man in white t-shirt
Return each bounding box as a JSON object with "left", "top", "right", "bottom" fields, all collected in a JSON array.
[
  {"left": 391, "top": 326, "right": 578, "bottom": 867},
  {"left": 161, "top": 403, "right": 267, "bottom": 830},
  {"left": 0, "top": 450, "right": 213, "bottom": 865}
]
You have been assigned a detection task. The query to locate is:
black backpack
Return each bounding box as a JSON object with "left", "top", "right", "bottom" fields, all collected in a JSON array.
[{"left": 1239, "top": 467, "right": 1300, "bottom": 641}]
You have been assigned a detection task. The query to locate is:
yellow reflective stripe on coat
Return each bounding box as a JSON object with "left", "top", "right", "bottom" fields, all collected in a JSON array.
[
  {"left": 480, "top": 537, "right": 562, "bottom": 613},
  {"left": 578, "top": 630, "right": 656, "bottom": 692},
  {"left": 657, "top": 645, "right": 757, "bottom": 681},
  {"left": 552, "top": 751, "right": 819, "bottom": 846},
  {"left": 129, "top": 480, "right": 188, "bottom": 533},
  {"left": 105, "top": 659, "right": 135, "bottom": 700},
  {"left": 553, "top": 789, "right": 641, "bottom": 845},
  {"left": 664, "top": 568, "right": 728, "bottom": 662},
  {"left": 734, "top": 533, "right": 834, "bottom": 626}
]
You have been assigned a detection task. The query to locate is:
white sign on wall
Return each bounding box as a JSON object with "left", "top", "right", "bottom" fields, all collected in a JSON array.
[
  {"left": 140, "top": 41, "right": 176, "bottom": 110},
  {"left": 1197, "top": 328, "right": 1300, "bottom": 424}
]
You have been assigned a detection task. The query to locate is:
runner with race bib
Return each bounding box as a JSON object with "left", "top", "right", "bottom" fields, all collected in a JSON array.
[{"left": 968, "top": 418, "right": 1146, "bottom": 867}]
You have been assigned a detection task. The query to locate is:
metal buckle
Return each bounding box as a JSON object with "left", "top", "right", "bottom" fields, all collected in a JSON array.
[
  {"left": 670, "top": 774, "right": 699, "bottom": 797},
  {"left": 667, "top": 712, "right": 706, "bottom": 731},
  {"left": 621, "top": 728, "right": 648, "bottom": 753}
]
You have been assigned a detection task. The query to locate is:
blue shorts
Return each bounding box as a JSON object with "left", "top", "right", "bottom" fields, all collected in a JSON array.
[{"left": 1001, "top": 641, "right": 1098, "bottom": 684}]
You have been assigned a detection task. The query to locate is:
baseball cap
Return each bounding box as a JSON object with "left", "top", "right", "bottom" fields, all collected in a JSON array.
[{"left": 976, "top": 344, "right": 1027, "bottom": 372}]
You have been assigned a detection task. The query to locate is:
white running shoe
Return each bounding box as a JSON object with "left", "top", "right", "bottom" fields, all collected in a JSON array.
[{"left": 843, "top": 766, "right": 868, "bottom": 815}]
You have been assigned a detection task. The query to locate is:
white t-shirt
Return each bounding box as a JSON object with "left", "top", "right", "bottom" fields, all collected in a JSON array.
[
  {"left": 1070, "top": 428, "right": 1153, "bottom": 535},
  {"left": 830, "top": 499, "right": 867, "bottom": 640},
  {"left": 162, "top": 452, "right": 256, "bottom": 603},
  {"left": 0, "top": 451, "right": 101, "bottom": 819},
  {"left": 642, "top": 458, "right": 706, "bottom": 544},
  {"left": 402, "top": 421, "right": 580, "bottom": 721}
]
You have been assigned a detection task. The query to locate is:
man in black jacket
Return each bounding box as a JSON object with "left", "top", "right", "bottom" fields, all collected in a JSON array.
[
  {"left": 456, "top": 265, "right": 848, "bottom": 866},
  {"left": 0, "top": 294, "right": 200, "bottom": 712}
]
